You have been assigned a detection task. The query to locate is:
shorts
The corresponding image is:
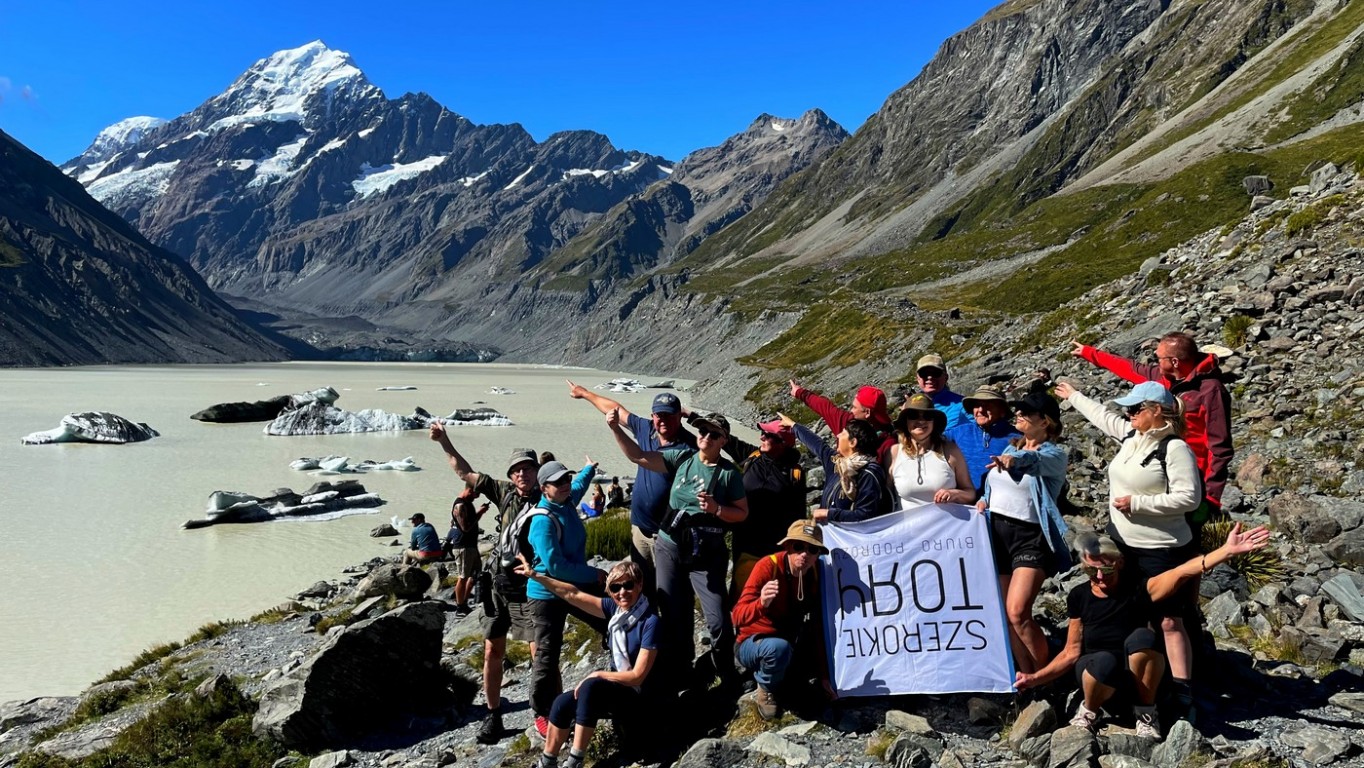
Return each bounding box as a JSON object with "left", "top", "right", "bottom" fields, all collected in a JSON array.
[
  {"left": 1116, "top": 540, "right": 1199, "bottom": 618},
  {"left": 1074, "top": 628, "right": 1159, "bottom": 690},
  {"left": 989, "top": 514, "right": 1050, "bottom": 575},
  {"left": 480, "top": 585, "right": 535, "bottom": 642},
  {"left": 450, "top": 543, "right": 480, "bottom": 578}
]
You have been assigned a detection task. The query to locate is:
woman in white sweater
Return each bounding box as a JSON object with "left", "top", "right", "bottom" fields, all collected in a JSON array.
[{"left": 1054, "top": 378, "right": 1202, "bottom": 719}]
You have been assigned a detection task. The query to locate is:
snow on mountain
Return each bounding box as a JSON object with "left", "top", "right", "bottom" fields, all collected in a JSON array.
[
  {"left": 63, "top": 116, "right": 167, "bottom": 180},
  {"left": 204, "top": 40, "right": 379, "bottom": 132},
  {"left": 86, "top": 160, "right": 180, "bottom": 204},
  {"left": 352, "top": 155, "right": 449, "bottom": 198}
]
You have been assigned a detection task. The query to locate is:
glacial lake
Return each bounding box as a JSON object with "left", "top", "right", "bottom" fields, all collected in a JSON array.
[{"left": 0, "top": 362, "right": 702, "bottom": 703}]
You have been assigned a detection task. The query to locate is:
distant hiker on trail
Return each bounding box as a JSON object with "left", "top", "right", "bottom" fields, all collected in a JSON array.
[
  {"left": 519, "top": 559, "right": 658, "bottom": 768},
  {"left": 733, "top": 520, "right": 830, "bottom": 721},
  {"left": 1071, "top": 332, "right": 1233, "bottom": 512},
  {"left": 525, "top": 460, "right": 608, "bottom": 739},
  {"left": 402, "top": 513, "right": 444, "bottom": 563},
  {"left": 567, "top": 381, "right": 697, "bottom": 593},
  {"left": 781, "top": 412, "right": 891, "bottom": 523},
  {"left": 608, "top": 407, "right": 747, "bottom": 694},
  {"left": 687, "top": 408, "right": 805, "bottom": 599},
  {"left": 976, "top": 391, "right": 1069, "bottom": 677},
  {"left": 1017, "top": 524, "right": 1270, "bottom": 738},
  {"left": 445, "top": 490, "right": 489, "bottom": 616},
  {"left": 429, "top": 423, "right": 540, "bottom": 745},
  {"left": 911, "top": 353, "right": 970, "bottom": 430},
  {"left": 889, "top": 393, "right": 974, "bottom": 510},
  {"left": 945, "top": 384, "right": 1021, "bottom": 491},
  {"left": 1056, "top": 378, "right": 1202, "bottom": 721},
  {"left": 788, "top": 379, "right": 895, "bottom": 466}
]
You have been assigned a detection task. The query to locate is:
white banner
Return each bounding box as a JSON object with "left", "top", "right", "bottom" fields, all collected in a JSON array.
[{"left": 820, "top": 504, "right": 1014, "bottom": 696}]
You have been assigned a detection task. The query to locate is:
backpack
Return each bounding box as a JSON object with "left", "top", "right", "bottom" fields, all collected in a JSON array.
[
  {"left": 491, "top": 502, "right": 564, "bottom": 591},
  {"left": 1121, "top": 430, "right": 1209, "bottom": 525}
]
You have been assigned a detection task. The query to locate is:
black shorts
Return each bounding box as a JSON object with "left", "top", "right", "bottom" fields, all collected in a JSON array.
[
  {"left": 1074, "top": 628, "right": 1159, "bottom": 690},
  {"left": 1116, "top": 540, "right": 1199, "bottom": 618},
  {"left": 989, "top": 514, "right": 1050, "bottom": 575}
]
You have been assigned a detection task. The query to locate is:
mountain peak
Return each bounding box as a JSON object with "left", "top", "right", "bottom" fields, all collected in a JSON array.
[{"left": 205, "top": 40, "right": 380, "bottom": 131}]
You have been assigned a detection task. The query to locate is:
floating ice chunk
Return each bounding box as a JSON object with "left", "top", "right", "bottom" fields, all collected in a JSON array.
[
  {"left": 21, "top": 412, "right": 160, "bottom": 445},
  {"left": 376, "top": 386, "right": 417, "bottom": 391}
]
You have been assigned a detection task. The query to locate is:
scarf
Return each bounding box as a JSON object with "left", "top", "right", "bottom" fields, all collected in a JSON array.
[
  {"left": 608, "top": 594, "right": 651, "bottom": 675},
  {"left": 834, "top": 453, "right": 871, "bottom": 499}
]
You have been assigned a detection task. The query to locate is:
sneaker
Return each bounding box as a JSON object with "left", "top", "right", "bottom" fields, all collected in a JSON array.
[
  {"left": 534, "top": 715, "right": 549, "bottom": 739},
  {"left": 561, "top": 754, "right": 584, "bottom": 768},
  {"left": 475, "top": 707, "right": 502, "bottom": 745},
  {"left": 454, "top": 603, "right": 473, "bottom": 617},
  {"left": 1069, "top": 702, "right": 1098, "bottom": 732},
  {"left": 1134, "top": 706, "right": 1161, "bottom": 739},
  {"left": 755, "top": 687, "right": 780, "bottom": 721}
]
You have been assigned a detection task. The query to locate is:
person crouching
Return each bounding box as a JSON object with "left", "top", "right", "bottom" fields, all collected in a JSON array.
[{"left": 732, "top": 520, "right": 828, "bottom": 720}]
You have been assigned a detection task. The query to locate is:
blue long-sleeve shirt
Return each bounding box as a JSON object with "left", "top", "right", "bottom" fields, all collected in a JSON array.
[
  {"left": 794, "top": 423, "right": 890, "bottom": 523},
  {"left": 526, "top": 463, "right": 599, "bottom": 600},
  {"left": 928, "top": 389, "right": 970, "bottom": 430},
  {"left": 945, "top": 419, "right": 1021, "bottom": 492}
]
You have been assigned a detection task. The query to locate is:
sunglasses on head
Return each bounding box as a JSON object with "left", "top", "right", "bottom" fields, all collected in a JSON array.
[
  {"left": 698, "top": 428, "right": 726, "bottom": 440},
  {"left": 607, "top": 580, "right": 637, "bottom": 594}
]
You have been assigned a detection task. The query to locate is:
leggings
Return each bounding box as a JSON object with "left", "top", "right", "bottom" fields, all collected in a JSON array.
[{"left": 548, "top": 676, "right": 640, "bottom": 729}]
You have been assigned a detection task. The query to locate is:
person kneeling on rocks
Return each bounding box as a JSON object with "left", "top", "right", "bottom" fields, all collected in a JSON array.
[
  {"left": 518, "top": 558, "right": 658, "bottom": 768},
  {"left": 1015, "top": 523, "right": 1270, "bottom": 738},
  {"left": 402, "top": 513, "right": 444, "bottom": 564},
  {"left": 732, "top": 520, "right": 829, "bottom": 721}
]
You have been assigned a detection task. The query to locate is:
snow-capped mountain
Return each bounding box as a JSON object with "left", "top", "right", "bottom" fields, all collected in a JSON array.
[{"left": 65, "top": 116, "right": 168, "bottom": 182}]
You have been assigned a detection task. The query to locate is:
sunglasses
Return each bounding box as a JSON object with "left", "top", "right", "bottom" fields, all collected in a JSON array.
[
  {"left": 607, "top": 580, "right": 637, "bottom": 594},
  {"left": 1083, "top": 563, "right": 1121, "bottom": 576},
  {"left": 902, "top": 410, "right": 935, "bottom": 422},
  {"left": 787, "top": 542, "right": 822, "bottom": 554},
  {"left": 546, "top": 476, "right": 572, "bottom": 487},
  {"left": 1124, "top": 404, "right": 1147, "bottom": 417},
  {"left": 698, "top": 428, "right": 726, "bottom": 440},
  {"left": 918, "top": 369, "right": 945, "bottom": 378},
  {"left": 1014, "top": 410, "right": 1036, "bottom": 419}
]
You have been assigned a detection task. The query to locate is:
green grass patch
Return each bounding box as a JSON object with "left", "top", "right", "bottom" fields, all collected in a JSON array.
[
  {"left": 726, "top": 699, "right": 800, "bottom": 738},
  {"left": 585, "top": 515, "right": 632, "bottom": 561},
  {"left": 313, "top": 609, "right": 354, "bottom": 635},
  {"left": 0, "top": 239, "right": 25, "bottom": 267},
  {"left": 15, "top": 677, "right": 283, "bottom": 768},
  {"left": 866, "top": 728, "right": 896, "bottom": 759},
  {"left": 1223, "top": 314, "right": 1255, "bottom": 348},
  {"left": 563, "top": 617, "right": 601, "bottom": 665}
]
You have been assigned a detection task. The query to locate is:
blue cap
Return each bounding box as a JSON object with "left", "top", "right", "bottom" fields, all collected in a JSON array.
[
  {"left": 651, "top": 393, "right": 681, "bottom": 414},
  {"left": 1112, "top": 381, "right": 1175, "bottom": 408}
]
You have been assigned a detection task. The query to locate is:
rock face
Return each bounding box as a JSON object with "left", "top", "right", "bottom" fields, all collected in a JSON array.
[
  {"left": 0, "top": 129, "right": 288, "bottom": 367},
  {"left": 252, "top": 601, "right": 448, "bottom": 751},
  {"left": 20, "top": 412, "right": 160, "bottom": 445}
]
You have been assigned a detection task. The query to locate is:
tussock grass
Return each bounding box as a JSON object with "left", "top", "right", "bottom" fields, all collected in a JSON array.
[{"left": 726, "top": 699, "right": 800, "bottom": 738}]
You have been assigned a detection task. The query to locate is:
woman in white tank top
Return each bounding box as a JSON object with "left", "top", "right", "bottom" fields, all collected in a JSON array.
[{"left": 889, "top": 394, "right": 974, "bottom": 510}]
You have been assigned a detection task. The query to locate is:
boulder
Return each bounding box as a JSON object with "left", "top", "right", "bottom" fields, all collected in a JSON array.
[
  {"left": 1048, "top": 726, "right": 1097, "bottom": 768},
  {"left": 967, "top": 696, "right": 1009, "bottom": 725},
  {"left": 1280, "top": 626, "right": 1345, "bottom": 663},
  {"left": 1329, "top": 691, "right": 1364, "bottom": 714},
  {"left": 355, "top": 564, "right": 433, "bottom": 599},
  {"left": 884, "top": 735, "right": 932, "bottom": 768},
  {"left": 674, "top": 738, "right": 746, "bottom": 768},
  {"left": 1151, "top": 721, "right": 1210, "bottom": 766},
  {"left": 1321, "top": 574, "right": 1364, "bottom": 622},
  {"left": 252, "top": 601, "right": 449, "bottom": 751},
  {"left": 0, "top": 696, "right": 76, "bottom": 733},
  {"left": 1009, "top": 700, "right": 1056, "bottom": 752},
  {"left": 1203, "top": 591, "right": 1245, "bottom": 637},
  {"left": 1269, "top": 494, "right": 1341, "bottom": 544},
  {"left": 370, "top": 524, "right": 399, "bottom": 538},
  {"left": 748, "top": 732, "right": 811, "bottom": 766},
  {"left": 1324, "top": 528, "right": 1364, "bottom": 568},
  {"left": 1281, "top": 724, "right": 1354, "bottom": 764},
  {"left": 1103, "top": 731, "right": 1155, "bottom": 762},
  {"left": 1243, "top": 175, "right": 1273, "bottom": 196},
  {"left": 308, "top": 751, "right": 353, "bottom": 768},
  {"left": 1235, "top": 453, "right": 1271, "bottom": 494}
]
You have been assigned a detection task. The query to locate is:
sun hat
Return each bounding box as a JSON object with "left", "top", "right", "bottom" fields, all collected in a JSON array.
[
  {"left": 506, "top": 448, "right": 538, "bottom": 477},
  {"left": 895, "top": 393, "right": 947, "bottom": 435},
  {"left": 777, "top": 519, "right": 827, "bottom": 552},
  {"left": 961, "top": 385, "right": 1008, "bottom": 411}
]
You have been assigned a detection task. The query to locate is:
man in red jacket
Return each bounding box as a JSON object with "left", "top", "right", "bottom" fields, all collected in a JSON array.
[
  {"left": 733, "top": 520, "right": 827, "bottom": 720},
  {"left": 1072, "top": 332, "right": 1233, "bottom": 510},
  {"left": 789, "top": 379, "right": 895, "bottom": 466}
]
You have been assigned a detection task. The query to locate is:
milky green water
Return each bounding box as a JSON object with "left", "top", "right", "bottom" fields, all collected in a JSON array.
[{"left": 0, "top": 362, "right": 701, "bottom": 703}]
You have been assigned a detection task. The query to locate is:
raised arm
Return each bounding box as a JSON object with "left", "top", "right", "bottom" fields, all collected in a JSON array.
[
  {"left": 1057, "top": 383, "right": 1131, "bottom": 442},
  {"left": 1071, "top": 341, "right": 1161, "bottom": 384},
  {"left": 607, "top": 408, "right": 667, "bottom": 473},
  {"left": 790, "top": 379, "right": 852, "bottom": 436},
  {"left": 428, "top": 422, "right": 480, "bottom": 486},
  {"left": 1146, "top": 523, "right": 1270, "bottom": 602},
  {"left": 567, "top": 379, "right": 634, "bottom": 421},
  {"left": 514, "top": 553, "right": 606, "bottom": 618}
]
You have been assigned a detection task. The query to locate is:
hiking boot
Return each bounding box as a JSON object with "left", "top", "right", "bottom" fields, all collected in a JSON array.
[
  {"left": 476, "top": 707, "right": 502, "bottom": 744},
  {"left": 755, "top": 687, "right": 780, "bottom": 721},
  {"left": 454, "top": 603, "right": 473, "bottom": 617},
  {"left": 560, "top": 754, "right": 584, "bottom": 768},
  {"left": 1069, "top": 702, "right": 1098, "bottom": 733},
  {"left": 1134, "top": 706, "right": 1161, "bottom": 739},
  {"left": 534, "top": 715, "right": 549, "bottom": 739}
]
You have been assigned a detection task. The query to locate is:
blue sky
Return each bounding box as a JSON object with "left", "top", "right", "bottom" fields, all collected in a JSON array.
[{"left": 1, "top": 1, "right": 1001, "bottom": 165}]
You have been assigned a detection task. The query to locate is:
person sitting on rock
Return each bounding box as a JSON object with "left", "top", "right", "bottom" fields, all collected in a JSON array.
[
  {"left": 518, "top": 559, "right": 658, "bottom": 768},
  {"left": 444, "top": 491, "right": 489, "bottom": 616},
  {"left": 402, "top": 513, "right": 444, "bottom": 563},
  {"left": 606, "top": 477, "right": 626, "bottom": 508},
  {"left": 789, "top": 378, "right": 896, "bottom": 465},
  {"left": 732, "top": 520, "right": 829, "bottom": 721},
  {"left": 1015, "top": 523, "right": 1270, "bottom": 738}
]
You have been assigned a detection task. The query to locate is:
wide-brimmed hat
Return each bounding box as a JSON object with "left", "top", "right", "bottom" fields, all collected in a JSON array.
[
  {"left": 962, "top": 385, "right": 1008, "bottom": 412},
  {"left": 777, "top": 519, "right": 827, "bottom": 552},
  {"left": 506, "top": 448, "right": 538, "bottom": 477},
  {"left": 691, "top": 412, "right": 731, "bottom": 439},
  {"left": 536, "top": 461, "right": 573, "bottom": 485},
  {"left": 758, "top": 419, "right": 796, "bottom": 447},
  {"left": 895, "top": 393, "right": 947, "bottom": 435},
  {"left": 1008, "top": 392, "right": 1062, "bottom": 424},
  {"left": 1112, "top": 380, "right": 1175, "bottom": 409}
]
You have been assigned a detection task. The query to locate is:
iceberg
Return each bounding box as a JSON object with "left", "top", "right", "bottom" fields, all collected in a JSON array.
[
  {"left": 192, "top": 386, "right": 339, "bottom": 423},
  {"left": 183, "top": 480, "right": 385, "bottom": 528},
  {"left": 21, "top": 412, "right": 160, "bottom": 445}
]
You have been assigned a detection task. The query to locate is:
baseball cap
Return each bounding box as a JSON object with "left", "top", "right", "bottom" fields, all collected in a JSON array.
[
  {"left": 409, "top": 513, "right": 425, "bottom": 523},
  {"left": 916, "top": 354, "right": 947, "bottom": 374},
  {"left": 536, "top": 461, "right": 573, "bottom": 485},
  {"left": 651, "top": 392, "right": 681, "bottom": 415},
  {"left": 758, "top": 419, "right": 796, "bottom": 447},
  {"left": 855, "top": 386, "right": 891, "bottom": 426},
  {"left": 691, "top": 412, "right": 731, "bottom": 439},
  {"left": 1008, "top": 392, "right": 1062, "bottom": 424},
  {"left": 1112, "top": 381, "right": 1175, "bottom": 408}
]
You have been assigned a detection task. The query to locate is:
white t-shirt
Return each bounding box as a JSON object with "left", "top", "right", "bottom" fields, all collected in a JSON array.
[{"left": 984, "top": 468, "right": 1039, "bottom": 524}]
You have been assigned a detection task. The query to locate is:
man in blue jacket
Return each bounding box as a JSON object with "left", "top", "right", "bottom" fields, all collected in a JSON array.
[
  {"left": 945, "top": 384, "right": 1021, "bottom": 493},
  {"left": 525, "top": 460, "right": 607, "bottom": 735}
]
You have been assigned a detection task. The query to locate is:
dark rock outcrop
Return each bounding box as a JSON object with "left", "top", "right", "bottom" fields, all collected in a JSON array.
[{"left": 252, "top": 601, "right": 448, "bottom": 751}]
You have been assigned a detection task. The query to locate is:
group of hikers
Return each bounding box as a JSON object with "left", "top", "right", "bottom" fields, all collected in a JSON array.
[{"left": 422, "top": 333, "right": 1268, "bottom": 766}]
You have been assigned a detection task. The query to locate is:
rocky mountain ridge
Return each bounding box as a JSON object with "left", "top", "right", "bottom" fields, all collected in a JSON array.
[{"left": 0, "top": 128, "right": 288, "bottom": 366}]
